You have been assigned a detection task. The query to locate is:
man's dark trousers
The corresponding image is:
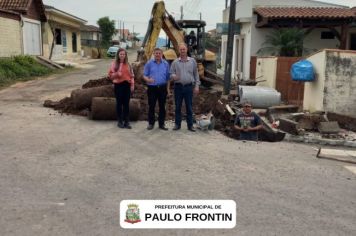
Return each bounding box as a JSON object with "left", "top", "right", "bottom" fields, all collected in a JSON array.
[
  {"left": 174, "top": 83, "right": 193, "bottom": 128},
  {"left": 147, "top": 85, "right": 167, "bottom": 127}
]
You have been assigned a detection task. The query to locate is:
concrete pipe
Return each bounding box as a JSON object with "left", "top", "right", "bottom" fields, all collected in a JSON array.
[
  {"left": 89, "top": 97, "right": 141, "bottom": 121},
  {"left": 71, "top": 85, "right": 115, "bottom": 110},
  {"left": 239, "top": 85, "right": 281, "bottom": 108}
]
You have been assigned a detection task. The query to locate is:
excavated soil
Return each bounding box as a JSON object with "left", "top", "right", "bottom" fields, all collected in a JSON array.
[{"left": 44, "top": 78, "right": 226, "bottom": 126}]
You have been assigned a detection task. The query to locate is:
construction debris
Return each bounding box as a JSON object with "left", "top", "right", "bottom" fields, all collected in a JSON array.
[
  {"left": 317, "top": 148, "right": 356, "bottom": 164},
  {"left": 43, "top": 75, "right": 356, "bottom": 146},
  {"left": 36, "top": 56, "right": 65, "bottom": 69},
  {"left": 318, "top": 121, "right": 340, "bottom": 134}
]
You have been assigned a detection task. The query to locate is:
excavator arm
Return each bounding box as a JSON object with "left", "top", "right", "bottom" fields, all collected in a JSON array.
[{"left": 138, "top": 1, "right": 184, "bottom": 63}]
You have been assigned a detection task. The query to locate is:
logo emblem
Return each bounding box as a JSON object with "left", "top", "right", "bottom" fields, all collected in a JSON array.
[{"left": 125, "top": 204, "right": 141, "bottom": 224}]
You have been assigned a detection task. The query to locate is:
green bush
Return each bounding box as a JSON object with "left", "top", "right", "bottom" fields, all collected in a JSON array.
[{"left": 0, "top": 55, "right": 53, "bottom": 87}]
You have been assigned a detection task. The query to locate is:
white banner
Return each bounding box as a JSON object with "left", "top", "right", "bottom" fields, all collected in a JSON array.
[{"left": 120, "top": 200, "right": 236, "bottom": 229}]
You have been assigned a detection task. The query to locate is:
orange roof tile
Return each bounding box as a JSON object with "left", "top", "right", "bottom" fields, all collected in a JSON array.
[
  {"left": 0, "top": 0, "right": 30, "bottom": 11},
  {"left": 254, "top": 7, "right": 354, "bottom": 19}
]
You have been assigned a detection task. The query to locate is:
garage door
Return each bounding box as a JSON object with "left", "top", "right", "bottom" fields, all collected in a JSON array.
[{"left": 23, "top": 20, "right": 42, "bottom": 55}]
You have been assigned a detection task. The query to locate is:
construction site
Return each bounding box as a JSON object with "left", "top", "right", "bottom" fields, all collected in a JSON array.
[{"left": 0, "top": 0, "right": 356, "bottom": 235}]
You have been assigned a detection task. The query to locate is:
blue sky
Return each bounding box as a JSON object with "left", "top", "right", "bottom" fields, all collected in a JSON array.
[{"left": 42, "top": 0, "right": 355, "bottom": 37}]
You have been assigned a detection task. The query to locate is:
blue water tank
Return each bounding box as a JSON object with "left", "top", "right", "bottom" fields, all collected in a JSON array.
[{"left": 291, "top": 60, "right": 315, "bottom": 82}]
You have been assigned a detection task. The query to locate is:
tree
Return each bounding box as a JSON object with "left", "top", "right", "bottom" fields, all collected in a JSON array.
[
  {"left": 257, "top": 28, "right": 311, "bottom": 57},
  {"left": 97, "top": 17, "right": 116, "bottom": 49},
  {"left": 47, "top": 16, "right": 59, "bottom": 60}
]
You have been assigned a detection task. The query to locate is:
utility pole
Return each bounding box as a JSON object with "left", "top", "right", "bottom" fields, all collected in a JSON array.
[
  {"left": 199, "top": 12, "right": 202, "bottom": 21},
  {"left": 180, "top": 5, "right": 183, "bottom": 20},
  {"left": 225, "top": 0, "right": 228, "bottom": 9},
  {"left": 223, "top": 0, "right": 236, "bottom": 95},
  {"left": 118, "top": 20, "right": 120, "bottom": 41},
  {"left": 123, "top": 21, "right": 125, "bottom": 41},
  {"left": 119, "top": 20, "right": 121, "bottom": 41}
]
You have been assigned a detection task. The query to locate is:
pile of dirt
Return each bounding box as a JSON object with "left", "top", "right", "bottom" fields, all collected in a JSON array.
[
  {"left": 43, "top": 97, "right": 88, "bottom": 116},
  {"left": 82, "top": 76, "right": 112, "bottom": 89},
  {"left": 43, "top": 78, "right": 223, "bottom": 123},
  {"left": 44, "top": 77, "right": 289, "bottom": 141}
]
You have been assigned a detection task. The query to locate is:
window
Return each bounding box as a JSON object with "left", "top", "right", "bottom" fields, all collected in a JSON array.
[
  {"left": 55, "top": 28, "right": 61, "bottom": 44},
  {"left": 321, "top": 31, "right": 335, "bottom": 39}
]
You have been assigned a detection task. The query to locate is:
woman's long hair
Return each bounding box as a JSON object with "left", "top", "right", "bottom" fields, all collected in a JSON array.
[{"left": 115, "top": 48, "right": 128, "bottom": 71}]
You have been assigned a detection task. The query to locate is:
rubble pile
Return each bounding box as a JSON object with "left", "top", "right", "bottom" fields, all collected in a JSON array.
[
  {"left": 43, "top": 77, "right": 356, "bottom": 146},
  {"left": 44, "top": 77, "right": 223, "bottom": 123},
  {"left": 267, "top": 107, "right": 356, "bottom": 147}
]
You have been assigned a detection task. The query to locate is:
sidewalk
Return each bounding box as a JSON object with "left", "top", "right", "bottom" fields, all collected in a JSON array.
[{"left": 54, "top": 56, "right": 105, "bottom": 68}]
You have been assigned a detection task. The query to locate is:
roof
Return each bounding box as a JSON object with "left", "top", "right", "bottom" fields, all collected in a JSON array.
[
  {"left": 81, "top": 24, "right": 101, "bottom": 32},
  {"left": 254, "top": 7, "right": 355, "bottom": 19},
  {"left": 117, "top": 29, "right": 130, "bottom": 35},
  {"left": 0, "top": 0, "right": 30, "bottom": 11},
  {"left": 44, "top": 4, "right": 87, "bottom": 24},
  {"left": 0, "top": 0, "right": 46, "bottom": 21},
  {"left": 0, "top": 8, "right": 20, "bottom": 20}
]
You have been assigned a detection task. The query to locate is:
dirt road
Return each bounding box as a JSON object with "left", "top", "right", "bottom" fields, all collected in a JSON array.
[{"left": 0, "top": 58, "right": 355, "bottom": 236}]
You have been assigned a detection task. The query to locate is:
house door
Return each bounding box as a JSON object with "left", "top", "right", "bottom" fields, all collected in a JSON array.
[
  {"left": 23, "top": 19, "right": 42, "bottom": 55},
  {"left": 72, "top": 32, "right": 77, "bottom": 53},
  {"left": 350, "top": 34, "right": 356, "bottom": 50}
]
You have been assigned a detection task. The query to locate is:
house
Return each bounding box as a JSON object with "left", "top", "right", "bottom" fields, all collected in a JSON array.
[
  {"left": 0, "top": 0, "right": 47, "bottom": 57},
  {"left": 112, "top": 28, "right": 131, "bottom": 43},
  {"left": 221, "top": 0, "right": 355, "bottom": 80},
  {"left": 43, "top": 5, "right": 87, "bottom": 60},
  {"left": 81, "top": 24, "right": 101, "bottom": 47}
]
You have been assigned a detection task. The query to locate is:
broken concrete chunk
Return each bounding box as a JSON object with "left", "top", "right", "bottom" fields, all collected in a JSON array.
[
  {"left": 317, "top": 148, "right": 356, "bottom": 164},
  {"left": 278, "top": 118, "right": 299, "bottom": 135},
  {"left": 318, "top": 121, "right": 340, "bottom": 134}
]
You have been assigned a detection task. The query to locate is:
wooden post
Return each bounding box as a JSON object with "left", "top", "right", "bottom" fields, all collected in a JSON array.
[{"left": 339, "top": 24, "right": 348, "bottom": 50}]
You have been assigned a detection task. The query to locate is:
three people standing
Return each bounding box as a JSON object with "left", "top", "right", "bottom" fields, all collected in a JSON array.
[{"left": 108, "top": 43, "right": 200, "bottom": 132}]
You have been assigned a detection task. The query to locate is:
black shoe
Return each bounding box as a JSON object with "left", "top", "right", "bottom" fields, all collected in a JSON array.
[
  {"left": 188, "top": 127, "right": 196, "bottom": 132},
  {"left": 159, "top": 125, "right": 168, "bottom": 131},
  {"left": 117, "top": 121, "right": 125, "bottom": 128},
  {"left": 172, "top": 125, "right": 181, "bottom": 131},
  {"left": 147, "top": 124, "right": 154, "bottom": 130},
  {"left": 124, "top": 123, "right": 132, "bottom": 129}
]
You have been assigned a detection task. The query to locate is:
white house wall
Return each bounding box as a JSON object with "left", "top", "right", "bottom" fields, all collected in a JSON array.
[
  {"left": 303, "top": 49, "right": 356, "bottom": 116},
  {"left": 304, "top": 28, "right": 341, "bottom": 53},
  {"left": 323, "top": 50, "right": 356, "bottom": 116},
  {"left": 303, "top": 50, "right": 326, "bottom": 112},
  {"left": 220, "top": 23, "right": 252, "bottom": 80},
  {"left": 240, "top": 22, "right": 251, "bottom": 79},
  {"left": 255, "top": 57, "right": 278, "bottom": 88}
]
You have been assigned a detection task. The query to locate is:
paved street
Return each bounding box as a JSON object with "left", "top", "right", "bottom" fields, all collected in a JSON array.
[{"left": 0, "top": 59, "right": 355, "bottom": 236}]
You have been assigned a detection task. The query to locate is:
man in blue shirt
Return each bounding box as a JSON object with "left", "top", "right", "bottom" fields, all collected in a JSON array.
[
  {"left": 234, "top": 101, "right": 263, "bottom": 141},
  {"left": 143, "top": 48, "right": 171, "bottom": 130}
]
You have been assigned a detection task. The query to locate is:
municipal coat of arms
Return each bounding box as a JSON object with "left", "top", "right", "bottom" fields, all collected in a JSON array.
[{"left": 125, "top": 204, "right": 141, "bottom": 224}]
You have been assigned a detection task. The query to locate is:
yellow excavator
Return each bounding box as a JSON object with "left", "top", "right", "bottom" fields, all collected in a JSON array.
[{"left": 137, "top": 0, "right": 222, "bottom": 86}]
